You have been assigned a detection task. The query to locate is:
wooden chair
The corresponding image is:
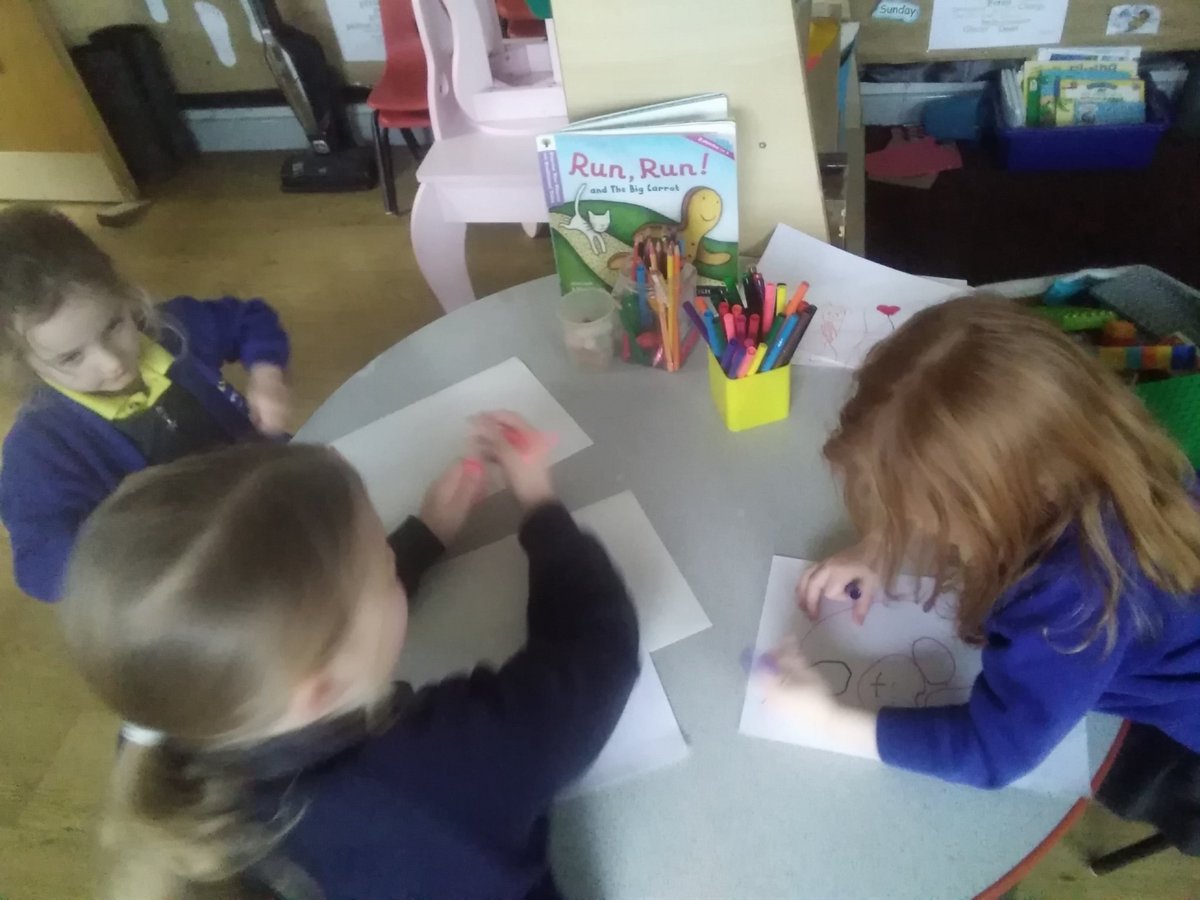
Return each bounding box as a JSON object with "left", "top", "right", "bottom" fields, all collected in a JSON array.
[{"left": 410, "top": 0, "right": 566, "bottom": 311}]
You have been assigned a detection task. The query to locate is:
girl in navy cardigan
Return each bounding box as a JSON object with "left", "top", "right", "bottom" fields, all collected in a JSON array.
[
  {"left": 60, "top": 415, "right": 639, "bottom": 900},
  {"left": 770, "top": 298, "right": 1200, "bottom": 814},
  {"left": 0, "top": 205, "right": 291, "bottom": 600}
]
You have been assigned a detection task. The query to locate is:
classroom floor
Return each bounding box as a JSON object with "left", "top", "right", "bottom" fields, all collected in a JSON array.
[{"left": 0, "top": 150, "right": 1197, "bottom": 898}]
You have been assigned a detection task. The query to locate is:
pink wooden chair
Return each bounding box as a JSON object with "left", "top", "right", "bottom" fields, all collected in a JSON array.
[{"left": 410, "top": 0, "right": 566, "bottom": 312}]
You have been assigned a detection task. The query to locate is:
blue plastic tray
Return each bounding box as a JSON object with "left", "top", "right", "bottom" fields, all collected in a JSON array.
[{"left": 989, "top": 82, "right": 1171, "bottom": 172}]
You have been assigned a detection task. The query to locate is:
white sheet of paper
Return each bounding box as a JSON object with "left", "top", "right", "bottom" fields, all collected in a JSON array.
[
  {"left": 331, "top": 358, "right": 593, "bottom": 531},
  {"left": 396, "top": 492, "right": 701, "bottom": 795},
  {"left": 928, "top": 0, "right": 1068, "bottom": 51},
  {"left": 739, "top": 557, "right": 1091, "bottom": 798},
  {"left": 399, "top": 492, "right": 709, "bottom": 669},
  {"left": 325, "top": 0, "right": 385, "bottom": 61},
  {"left": 757, "top": 225, "right": 962, "bottom": 369}
]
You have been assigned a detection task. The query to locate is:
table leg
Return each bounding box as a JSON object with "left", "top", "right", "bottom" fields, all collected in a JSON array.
[{"left": 411, "top": 184, "right": 474, "bottom": 312}]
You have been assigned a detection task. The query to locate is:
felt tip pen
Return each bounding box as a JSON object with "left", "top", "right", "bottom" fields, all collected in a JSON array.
[
  {"left": 762, "top": 314, "right": 799, "bottom": 371},
  {"left": 748, "top": 312, "right": 761, "bottom": 344},
  {"left": 683, "top": 301, "right": 711, "bottom": 348},
  {"left": 778, "top": 304, "right": 817, "bottom": 366},
  {"left": 735, "top": 340, "right": 756, "bottom": 378},
  {"left": 775, "top": 313, "right": 807, "bottom": 368},
  {"left": 746, "top": 344, "right": 768, "bottom": 376},
  {"left": 719, "top": 338, "right": 739, "bottom": 372},
  {"left": 703, "top": 309, "right": 724, "bottom": 354},
  {"left": 718, "top": 300, "right": 731, "bottom": 317},
  {"left": 724, "top": 342, "right": 746, "bottom": 377},
  {"left": 785, "top": 282, "right": 811, "bottom": 317},
  {"left": 762, "top": 285, "right": 776, "bottom": 335},
  {"left": 723, "top": 312, "right": 736, "bottom": 341}
]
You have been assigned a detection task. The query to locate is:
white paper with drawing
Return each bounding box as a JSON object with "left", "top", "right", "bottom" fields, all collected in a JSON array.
[
  {"left": 757, "top": 225, "right": 963, "bottom": 369},
  {"left": 331, "top": 358, "right": 592, "bottom": 531},
  {"left": 740, "top": 557, "right": 1091, "bottom": 798},
  {"left": 397, "top": 491, "right": 704, "bottom": 795}
]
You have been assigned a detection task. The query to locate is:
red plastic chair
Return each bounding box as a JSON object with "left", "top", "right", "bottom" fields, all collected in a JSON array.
[{"left": 367, "top": 0, "right": 433, "bottom": 215}]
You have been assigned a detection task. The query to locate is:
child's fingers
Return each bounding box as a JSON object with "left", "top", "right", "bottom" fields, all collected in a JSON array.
[
  {"left": 797, "top": 564, "right": 825, "bottom": 618},
  {"left": 486, "top": 410, "right": 533, "bottom": 432},
  {"left": 804, "top": 566, "right": 836, "bottom": 619},
  {"left": 852, "top": 585, "right": 875, "bottom": 625}
]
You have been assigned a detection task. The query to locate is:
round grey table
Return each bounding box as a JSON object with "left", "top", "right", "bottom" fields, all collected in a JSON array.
[{"left": 297, "top": 275, "right": 1123, "bottom": 900}]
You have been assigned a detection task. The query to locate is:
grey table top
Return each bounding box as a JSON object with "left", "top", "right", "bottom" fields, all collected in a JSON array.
[{"left": 296, "top": 275, "right": 1121, "bottom": 900}]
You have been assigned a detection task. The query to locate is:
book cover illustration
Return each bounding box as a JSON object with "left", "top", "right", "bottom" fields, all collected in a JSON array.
[
  {"left": 1054, "top": 78, "right": 1145, "bottom": 126},
  {"left": 537, "top": 129, "right": 738, "bottom": 296},
  {"left": 1022, "top": 59, "right": 1137, "bottom": 125}
]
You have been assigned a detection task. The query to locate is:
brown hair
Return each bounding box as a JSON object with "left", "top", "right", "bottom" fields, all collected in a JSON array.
[
  {"left": 0, "top": 205, "right": 157, "bottom": 384},
  {"left": 60, "top": 442, "right": 373, "bottom": 900},
  {"left": 825, "top": 295, "right": 1200, "bottom": 647}
]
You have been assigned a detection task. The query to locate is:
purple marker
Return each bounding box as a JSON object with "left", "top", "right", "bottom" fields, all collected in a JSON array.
[
  {"left": 683, "top": 301, "right": 712, "bottom": 349},
  {"left": 846, "top": 579, "right": 863, "bottom": 601},
  {"left": 719, "top": 337, "right": 739, "bottom": 372}
]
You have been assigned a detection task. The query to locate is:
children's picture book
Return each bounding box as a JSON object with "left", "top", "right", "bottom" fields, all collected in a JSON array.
[
  {"left": 537, "top": 94, "right": 738, "bottom": 297},
  {"left": 1021, "top": 59, "right": 1138, "bottom": 126},
  {"left": 1054, "top": 78, "right": 1145, "bottom": 126}
]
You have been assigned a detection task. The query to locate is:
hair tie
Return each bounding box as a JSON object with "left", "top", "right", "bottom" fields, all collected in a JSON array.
[{"left": 120, "top": 721, "right": 166, "bottom": 747}]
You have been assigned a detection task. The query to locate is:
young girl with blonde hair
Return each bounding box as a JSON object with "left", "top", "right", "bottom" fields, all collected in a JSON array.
[
  {"left": 60, "top": 413, "right": 639, "bottom": 900},
  {"left": 770, "top": 298, "right": 1200, "bottom": 842},
  {"left": 0, "top": 205, "right": 291, "bottom": 600}
]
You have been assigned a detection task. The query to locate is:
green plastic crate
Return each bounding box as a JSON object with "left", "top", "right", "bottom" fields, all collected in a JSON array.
[{"left": 1136, "top": 375, "right": 1200, "bottom": 466}]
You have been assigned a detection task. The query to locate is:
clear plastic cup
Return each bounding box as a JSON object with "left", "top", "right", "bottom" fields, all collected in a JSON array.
[{"left": 559, "top": 288, "right": 617, "bottom": 372}]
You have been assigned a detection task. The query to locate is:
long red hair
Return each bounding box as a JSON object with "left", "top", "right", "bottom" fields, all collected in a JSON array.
[{"left": 825, "top": 296, "right": 1200, "bottom": 646}]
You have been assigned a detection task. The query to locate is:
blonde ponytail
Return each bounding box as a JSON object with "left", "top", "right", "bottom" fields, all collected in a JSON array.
[
  {"left": 61, "top": 443, "right": 369, "bottom": 900},
  {"left": 100, "top": 741, "right": 289, "bottom": 900}
]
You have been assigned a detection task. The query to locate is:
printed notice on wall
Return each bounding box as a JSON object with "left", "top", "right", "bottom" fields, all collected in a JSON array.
[
  {"left": 325, "top": 0, "right": 385, "bottom": 61},
  {"left": 928, "top": 0, "right": 1069, "bottom": 51}
]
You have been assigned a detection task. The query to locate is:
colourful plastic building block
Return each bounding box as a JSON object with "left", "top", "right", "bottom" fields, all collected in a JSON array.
[{"left": 1030, "top": 305, "right": 1118, "bottom": 332}]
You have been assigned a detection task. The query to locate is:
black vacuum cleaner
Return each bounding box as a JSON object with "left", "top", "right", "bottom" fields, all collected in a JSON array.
[{"left": 245, "top": 0, "right": 377, "bottom": 193}]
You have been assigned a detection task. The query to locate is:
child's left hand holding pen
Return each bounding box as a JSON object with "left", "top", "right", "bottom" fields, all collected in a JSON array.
[{"left": 754, "top": 636, "right": 879, "bottom": 758}]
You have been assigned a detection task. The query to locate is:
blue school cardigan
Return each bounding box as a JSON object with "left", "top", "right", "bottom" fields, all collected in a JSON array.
[
  {"left": 0, "top": 296, "right": 289, "bottom": 601},
  {"left": 878, "top": 518, "right": 1200, "bottom": 788}
]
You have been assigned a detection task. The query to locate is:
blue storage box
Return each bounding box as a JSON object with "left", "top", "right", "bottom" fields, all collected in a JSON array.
[{"left": 989, "top": 81, "right": 1171, "bottom": 172}]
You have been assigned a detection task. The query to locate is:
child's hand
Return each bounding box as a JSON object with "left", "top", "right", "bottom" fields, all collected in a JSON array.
[
  {"left": 247, "top": 363, "right": 291, "bottom": 436},
  {"left": 420, "top": 457, "right": 488, "bottom": 546},
  {"left": 754, "top": 637, "right": 879, "bottom": 757},
  {"left": 796, "top": 543, "right": 882, "bottom": 624},
  {"left": 470, "top": 411, "right": 556, "bottom": 510},
  {"left": 754, "top": 636, "right": 841, "bottom": 727}
]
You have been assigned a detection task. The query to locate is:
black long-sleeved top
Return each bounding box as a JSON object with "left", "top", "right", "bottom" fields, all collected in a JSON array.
[{"left": 240, "top": 503, "right": 640, "bottom": 900}]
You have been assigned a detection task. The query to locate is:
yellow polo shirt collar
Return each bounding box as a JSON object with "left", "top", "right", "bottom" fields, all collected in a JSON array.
[{"left": 48, "top": 337, "right": 175, "bottom": 421}]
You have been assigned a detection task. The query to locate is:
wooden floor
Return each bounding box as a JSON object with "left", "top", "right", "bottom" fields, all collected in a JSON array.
[{"left": 0, "top": 152, "right": 1195, "bottom": 898}]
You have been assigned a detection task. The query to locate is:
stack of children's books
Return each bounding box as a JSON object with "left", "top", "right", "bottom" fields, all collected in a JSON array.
[
  {"left": 535, "top": 94, "right": 738, "bottom": 298},
  {"left": 999, "top": 46, "right": 1146, "bottom": 129}
]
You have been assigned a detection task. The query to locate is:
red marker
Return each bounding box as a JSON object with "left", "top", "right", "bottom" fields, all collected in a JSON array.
[{"left": 499, "top": 423, "right": 531, "bottom": 452}]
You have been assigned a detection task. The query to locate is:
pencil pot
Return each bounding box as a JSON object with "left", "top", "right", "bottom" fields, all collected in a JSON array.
[
  {"left": 611, "top": 259, "right": 698, "bottom": 372},
  {"left": 707, "top": 353, "right": 790, "bottom": 432},
  {"left": 559, "top": 288, "right": 617, "bottom": 372}
]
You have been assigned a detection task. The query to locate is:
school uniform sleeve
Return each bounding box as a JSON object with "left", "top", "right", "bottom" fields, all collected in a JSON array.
[
  {"left": 387, "top": 517, "right": 444, "bottom": 596},
  {"left": 0, "top": 420, "right": 111, "bottom": 602},
  {"left": 402, "top": 502, "right": 640, "bottom": 833},
  {"left": 159, "top": 296, "right": 290, "bottom": 371},
  {"left": 876, "top": 566, "right": 1128, "bottom": 788}
]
